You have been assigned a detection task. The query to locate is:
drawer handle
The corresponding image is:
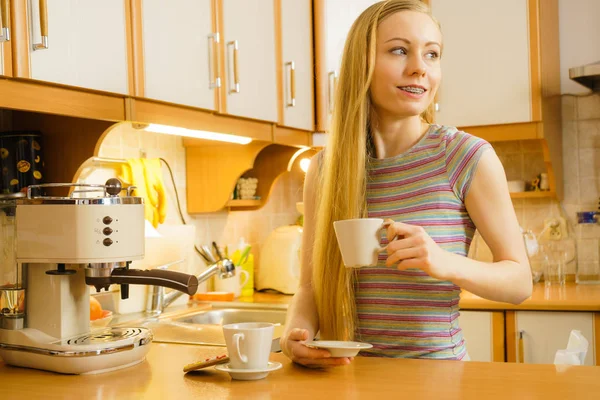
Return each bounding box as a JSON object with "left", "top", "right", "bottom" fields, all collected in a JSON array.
[
  {"left": 518, "top": 330, "right": 525, "bottom": 363},
  {"left": 32, "top": 0, "right": 48, "bottom": 50},
  {"left": 207, "top": 33, "right": 221, "bottom": 89},
  {"left": 328, "top": 70, "right": 337, "bottom": 113},
  {"left": 0, "top": 0, "right": 10, "bottom": 42},
  {"left": 285, "top": 61, "right": 296, "bottom": 107},
  {"left": 227, "top": 40, "right": 240, "bottom": 94}
]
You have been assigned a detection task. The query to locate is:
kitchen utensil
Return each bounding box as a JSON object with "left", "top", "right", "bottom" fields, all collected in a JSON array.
[{"left": 212, "top": 241, "right": 224, "bottom": 260}]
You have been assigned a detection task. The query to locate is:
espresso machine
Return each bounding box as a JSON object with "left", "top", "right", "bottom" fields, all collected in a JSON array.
[{"left": 0, "top": 179, "right": 199, "bottom": 374}]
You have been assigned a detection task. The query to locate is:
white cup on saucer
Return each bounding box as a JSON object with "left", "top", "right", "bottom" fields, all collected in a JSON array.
[
  {"left": 333, "top": 218, "right": 388, "bottom": 268},
  {"left": 222, "top": 322, "right": 274, "bottom": 370}
]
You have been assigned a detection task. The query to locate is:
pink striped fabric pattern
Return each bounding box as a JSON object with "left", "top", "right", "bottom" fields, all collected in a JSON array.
[{"left": 356, "top": 124, "right": 492, "bottom": 359}]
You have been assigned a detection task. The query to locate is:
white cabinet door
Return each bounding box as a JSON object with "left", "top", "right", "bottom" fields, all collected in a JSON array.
[
  {"left": 429, "top": 0, "right": 532, "bottom": 127},
  {"left": 222, "top": 0, "right": 277, "bottom": 122},
  {"left": 460, "top": 311, "right": 494, "bottom": 362},
  {"left": 142, "top": 0, "right": 217, "bottom": 110},
  {"left": 516, "top": 311, "right": 595, "bottom": 365},
  {"left": 323, "top": 0, "right": 379, "bottom": 127},
  {"left": 28, "top": 0, "right": 128, "bottom": 94},
  {"left": 280, "top": 0, "right": 313, "bottom": 131}
]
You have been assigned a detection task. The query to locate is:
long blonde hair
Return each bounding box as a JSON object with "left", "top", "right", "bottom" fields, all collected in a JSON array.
[{"left": 312, "top": 0, "right": 440, "bottom": 340}]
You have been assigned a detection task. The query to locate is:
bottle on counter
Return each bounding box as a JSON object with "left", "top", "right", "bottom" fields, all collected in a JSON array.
[{"left": 575, "top": 212, "right": 600, "bottom": 284}]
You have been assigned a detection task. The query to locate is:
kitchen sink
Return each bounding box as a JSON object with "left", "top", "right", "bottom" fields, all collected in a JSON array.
[
  {"left": 172, "top": 308, "right": 287, "bottom": 326},
  {"left": 139, "top": 303, "right": 288, "bottom": 347}
]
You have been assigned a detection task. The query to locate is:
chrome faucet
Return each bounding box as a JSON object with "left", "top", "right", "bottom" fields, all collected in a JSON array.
[{"left": 146, "top": 246, "right": 236, "bottom": 315}]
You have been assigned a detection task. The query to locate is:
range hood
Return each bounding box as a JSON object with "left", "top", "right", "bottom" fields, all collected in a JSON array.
[{"left": 569, "top": 61, "right": 600, "bottom": 91}]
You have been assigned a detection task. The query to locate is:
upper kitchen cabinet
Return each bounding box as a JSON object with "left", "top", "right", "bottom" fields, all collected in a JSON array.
[
  {"left": 430, "top": 0, "right": 532, "bottom": 127},
  {"left": 14, "top": 0, "right": 128, "bottom": 94},
  {"left": 429, "top": 0, "right": 561, "bottom": 131},
  {"left": 140, "top": 0, "right": 218, "bottom": 111},
  {"left": 1, "top": 0, "right": 12, "bottom": 76},
  {"left": 314, "top": 0, "right": 380, "bottom": 132},
  {"left": 278, "top": 0, "right": 314, "bottom": 131},
  {"left": 221, "top": 0, "right": 278, "bottom": 123}
]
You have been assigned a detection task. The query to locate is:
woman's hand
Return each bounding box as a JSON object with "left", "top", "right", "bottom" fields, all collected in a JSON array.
[
  {"left": 383, "top": 219, "right": 451, "bottom": 280},
  {"left": 280, "top": 328, "right": 353, "bottom": 368}
]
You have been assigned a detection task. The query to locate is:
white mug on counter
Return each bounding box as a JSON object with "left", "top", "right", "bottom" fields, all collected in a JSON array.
[
  {"left": 222, "top": 322, "right": 274, "bottom": 369},
  {"left": 333, "top": 218, "right": 388, "bottom": 268},
  {"left": 214, "top": 266, "right": 249, "bottom": 298}
]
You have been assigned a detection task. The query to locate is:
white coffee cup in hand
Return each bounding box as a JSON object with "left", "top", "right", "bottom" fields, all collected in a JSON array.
[{"left": 333, "top": 218, "right": 388, "bottom": 268}]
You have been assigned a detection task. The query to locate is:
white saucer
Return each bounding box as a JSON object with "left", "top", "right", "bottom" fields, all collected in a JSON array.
[
  {"left": 214, "top": 361, "right": 282, "bottom": 381},
  {"left": 304, "top": 340, "right": 373, "bottom": 357}
]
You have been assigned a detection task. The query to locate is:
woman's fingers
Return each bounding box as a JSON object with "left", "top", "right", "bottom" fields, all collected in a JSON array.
[
  {"left": 292, "top": 342, "right": 331, "bottom": 359},
  {"left": 385, "top": 246, "right": 423, "bottom": 266}
]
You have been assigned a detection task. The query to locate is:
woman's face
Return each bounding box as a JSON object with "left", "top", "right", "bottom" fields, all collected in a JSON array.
[{"left": 370, "top": 11, "right": 442, "bottom": 119}]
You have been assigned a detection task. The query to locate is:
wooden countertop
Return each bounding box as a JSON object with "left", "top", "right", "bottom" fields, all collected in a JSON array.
[
  {"left": 237, "top": 283, "right": 600, "bottom": 312},
  {"left": 1, "top": 343, "right": 598, "bottom": 399},
  {"left": 459, "top": 283, "right": 600, "bottom": 311}
]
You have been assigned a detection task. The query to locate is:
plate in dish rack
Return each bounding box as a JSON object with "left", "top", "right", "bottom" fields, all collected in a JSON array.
[{"left": 304, "top": 341, "right": 373, "bottom": 357}]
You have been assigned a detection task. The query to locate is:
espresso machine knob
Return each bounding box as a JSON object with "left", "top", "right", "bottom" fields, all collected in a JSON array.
[{"left": 105, "top": 178, "right": 122, "bottom": 196}]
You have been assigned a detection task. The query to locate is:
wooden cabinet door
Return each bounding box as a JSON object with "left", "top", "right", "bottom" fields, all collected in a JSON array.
[
  {"left": 222, "top": 0, "right": 277, "bottom": 122},
  {"left": 460, "top": 311, "right": 504, "bottom": 362},
  {"left": 316, "top": 0, "right": 380, "bottom": 131},
  {"left": 429, "top": 0, "right": 532, "bottom": 128},
  {"left": 280, "top": 0, "right": 314, "bottom": 131},
  {"left": 516, "top": 311, "right": 595, "bottom": 365},
  {"left": 26, "top": 0, "right": 128, "bottom": 94},
  {"left": 142, "top": 0, "right": 217, "bottom": 111}
]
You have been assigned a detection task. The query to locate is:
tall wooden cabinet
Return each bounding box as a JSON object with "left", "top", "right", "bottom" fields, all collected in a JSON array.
[
  {"left": 314, "top": 0, "right": 380, "bottom": 132},
  {"left": 429, "top": 0, "right": 532, "bottom": 127},
  {"left": 21, "top": 0, "right": 129, "bottom": 94},
  {"left": 279, "top": 0, "right": 314, "bottom": 131},
  {"left": 460, "top": 311, "right": 505, "bottom": 362},
  {"left": 221, "top": 0, "right": 278, "bottom": 123},
  {"left": 141, "top": 0, "right": 217, "bottom": 111}
]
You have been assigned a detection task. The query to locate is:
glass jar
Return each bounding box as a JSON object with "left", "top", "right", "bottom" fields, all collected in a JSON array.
[
  {"left": 0, "top": 192, "right": 25, "bottom": 329},
  {"left": 575, "top": 211, "right": 600, "bottom": 284}
]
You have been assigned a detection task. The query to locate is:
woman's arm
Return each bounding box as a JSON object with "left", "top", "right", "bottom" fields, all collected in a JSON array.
[
  {"left": 384, "top": 150, "right": 532, "bottom": 304},
  {"left": 280, "top": 154, "right": 351, "bottom": 367}
]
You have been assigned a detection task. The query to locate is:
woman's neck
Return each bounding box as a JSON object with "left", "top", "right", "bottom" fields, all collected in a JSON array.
[{"left": 370, "top": 114, "right": 430, "bottom": 159}]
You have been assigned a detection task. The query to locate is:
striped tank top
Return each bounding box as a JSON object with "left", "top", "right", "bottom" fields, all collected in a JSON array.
[{"left": 356, "top": 124, "right": 492, "bottom": 360}]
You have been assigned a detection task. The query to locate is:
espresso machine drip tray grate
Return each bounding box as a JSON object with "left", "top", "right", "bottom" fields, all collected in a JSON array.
[{"left": 54, "top": 327, "right": 151, "bottom": 346}]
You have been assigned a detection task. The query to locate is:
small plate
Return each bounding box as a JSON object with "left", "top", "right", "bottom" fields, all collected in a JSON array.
[
  {"left": 214, "top": 361, "right": 282, "bottom": 381},
  {"left": 304, "top": 341, "right": 373, "bottom": 357}
]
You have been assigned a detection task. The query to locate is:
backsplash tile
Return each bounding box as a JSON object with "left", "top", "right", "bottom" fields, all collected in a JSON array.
[{"left": 97, "top": 124, "right": 304, "bottom": 284}]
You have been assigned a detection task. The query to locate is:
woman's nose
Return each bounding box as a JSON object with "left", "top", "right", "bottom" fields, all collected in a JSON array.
[{"left": 406, "top": 54, "right": 426, "bottom": 77}]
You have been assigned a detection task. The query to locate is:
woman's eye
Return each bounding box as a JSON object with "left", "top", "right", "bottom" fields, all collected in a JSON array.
[
  {"left": 426, "top": 51, "right": 440, "bottom": 59},
  {"left": 391, "top": 47, "right": 407, "bottom": 55}
]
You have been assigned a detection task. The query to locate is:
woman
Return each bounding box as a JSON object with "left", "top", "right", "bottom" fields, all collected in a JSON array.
[{"left": 280, "top": 0, "right": 532, "bottom": 367}]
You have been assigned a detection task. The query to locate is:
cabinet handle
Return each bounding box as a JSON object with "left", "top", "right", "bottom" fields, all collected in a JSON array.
[
  {"left": 227, "top": 40, "right": 240, "bottom": 94},
  {"left": 32, "top": 0, "right": 48, "bottom": 50},
  {"left": 285, "top": 61, "right": 296, "bottom": 107},
  {"left": 328, "top": 70, "right": 337, "bottom": 113},
  {"left": 518, "top": 330, "right": 525, "bottom": 363},
  {"left": 207, "top": 33, "right": 221, "bottom": 89},
  {"left": 0, "top": 0, "right": 10, "bottom": 42}
]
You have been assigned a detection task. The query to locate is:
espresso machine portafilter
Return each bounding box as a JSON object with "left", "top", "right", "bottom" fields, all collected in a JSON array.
[{"left": 0, "top": 179, "right": 199, "bottom": 374}]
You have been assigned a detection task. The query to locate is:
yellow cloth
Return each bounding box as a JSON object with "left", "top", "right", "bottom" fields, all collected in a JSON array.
[{"left": 120, "top": 158, "right": 167, "bottom": 228}]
